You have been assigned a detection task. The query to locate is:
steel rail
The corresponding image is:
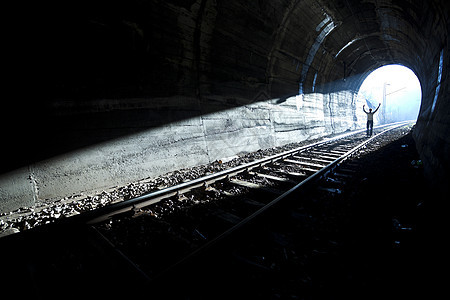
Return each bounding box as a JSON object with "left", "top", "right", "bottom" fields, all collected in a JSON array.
[
  {"left": 83, "top": 121, "right": 410, "bottom": 225},
  {"left": 151, "top": 120, "right": 413, "bottom": 280}
]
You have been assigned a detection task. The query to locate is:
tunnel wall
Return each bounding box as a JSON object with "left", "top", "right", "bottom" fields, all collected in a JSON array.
[
  {"left": 1, "top": 0, "right": 368, "bottom": 212},
  {"left": 0, "top": 91, "right": 364, "bottom": 213},
  {"left": 2, "top": 0, "right": 449, "bottom": 212},
  {"left": 414, "top": 48, "right": 450, "bottom": 194}
]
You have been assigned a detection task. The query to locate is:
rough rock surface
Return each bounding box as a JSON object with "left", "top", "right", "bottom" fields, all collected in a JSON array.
[{"left": 1, "top": 0, "right": 449, "bottom": 212}]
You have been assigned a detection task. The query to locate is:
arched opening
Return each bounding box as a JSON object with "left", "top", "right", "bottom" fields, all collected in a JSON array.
[{"left": 357, "top": 65, "right": 422, "bottom": 124}]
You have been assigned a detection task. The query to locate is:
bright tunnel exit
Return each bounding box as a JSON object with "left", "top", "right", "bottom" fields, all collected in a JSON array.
[{"left": 357, "top": 65, "right": 422, "bottom": 124}]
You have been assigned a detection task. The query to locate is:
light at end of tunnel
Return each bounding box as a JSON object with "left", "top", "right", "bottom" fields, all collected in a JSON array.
[{"left": 358, "top": 65, "right": 422, "bottom": 124}]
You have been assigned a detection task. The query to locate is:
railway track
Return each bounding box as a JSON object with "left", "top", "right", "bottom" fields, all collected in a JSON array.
[
  {"left": 82, "top": 121, "right": 410, "bottom": 225},
  {"left": 90, "top": 121, "right": 412, "bottom": 277},
  {"left": 0, "top": 121, "right": 414, "bottom": 298}
]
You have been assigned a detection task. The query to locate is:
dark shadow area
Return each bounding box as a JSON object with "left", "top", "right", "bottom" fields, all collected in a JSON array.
[
  {"left": 2, "top": 127, "right": 443, "bottom": 299},
  {"left": 147, "top": 128, "right": 445, "bottom": 299},
  {"left": 0, "top": 0, "right": 340, "bottom": 174},
  {"left": 2, "top": 1, "right": 271, "bottom": 173},
  {"left": 2, "top": 0, "right": 447, "bottom": 182}
]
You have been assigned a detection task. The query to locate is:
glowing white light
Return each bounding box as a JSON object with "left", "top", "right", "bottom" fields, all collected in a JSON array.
[
  {"left": 334, "top": 38, "right": 361, "bottom": 59},
  {"left": 431, "top": 49, "right": 444, "bottom": 114},
  {"left": 358, "top": 65, "right": 422, "bottom": 123}
]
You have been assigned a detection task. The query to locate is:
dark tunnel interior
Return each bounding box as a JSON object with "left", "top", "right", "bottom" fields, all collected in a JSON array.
[{"left": 2, "top": 0, "right": 449, "bottom": 210}]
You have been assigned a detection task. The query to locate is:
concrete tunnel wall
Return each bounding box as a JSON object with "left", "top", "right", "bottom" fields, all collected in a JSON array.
[
  {"left": 0, "top": 92, "right": 364, "bottom": 212},
  {"left": 1, "top": 0, "right": 449, "bottom": 212}
]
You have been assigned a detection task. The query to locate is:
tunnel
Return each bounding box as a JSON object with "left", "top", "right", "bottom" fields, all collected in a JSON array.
[{"left": 1, "top": 0, "right": 449, "bottom": 213}]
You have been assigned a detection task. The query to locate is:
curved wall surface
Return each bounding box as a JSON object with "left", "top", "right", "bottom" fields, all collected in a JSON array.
[{"left": 1, "top": 0, "right": 449, "bottom": 212}]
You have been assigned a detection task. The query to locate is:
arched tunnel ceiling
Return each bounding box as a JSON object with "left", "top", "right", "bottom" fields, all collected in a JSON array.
[
  {"left": 2, "top": 0, "right": 450, "bottom": 191},
  {"left": 266, "top": 0, "right": 447, "bottom": 95},
  {"left": 9, "top": 0, "right": 445, "bottom": 104}
]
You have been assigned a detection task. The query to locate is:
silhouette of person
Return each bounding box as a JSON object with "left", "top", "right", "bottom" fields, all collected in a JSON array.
[{"left": 363, "top": 103, "right": 381, "bottom": 136}]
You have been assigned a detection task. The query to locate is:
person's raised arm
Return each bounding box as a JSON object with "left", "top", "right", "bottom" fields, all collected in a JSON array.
[
  {"left": 363, "top": 104, "right": 368, "bottom": 114},
  {"left": 373, "top": 103, "right": 381, "bottom": 113}
]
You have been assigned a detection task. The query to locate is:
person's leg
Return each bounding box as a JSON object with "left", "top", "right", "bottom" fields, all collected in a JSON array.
[
  {"left": 367, "top": 121, "right": 370, "bottom": 136},
  {"left": 369, "top": 120, "right": 373, "bottom": 136}
]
